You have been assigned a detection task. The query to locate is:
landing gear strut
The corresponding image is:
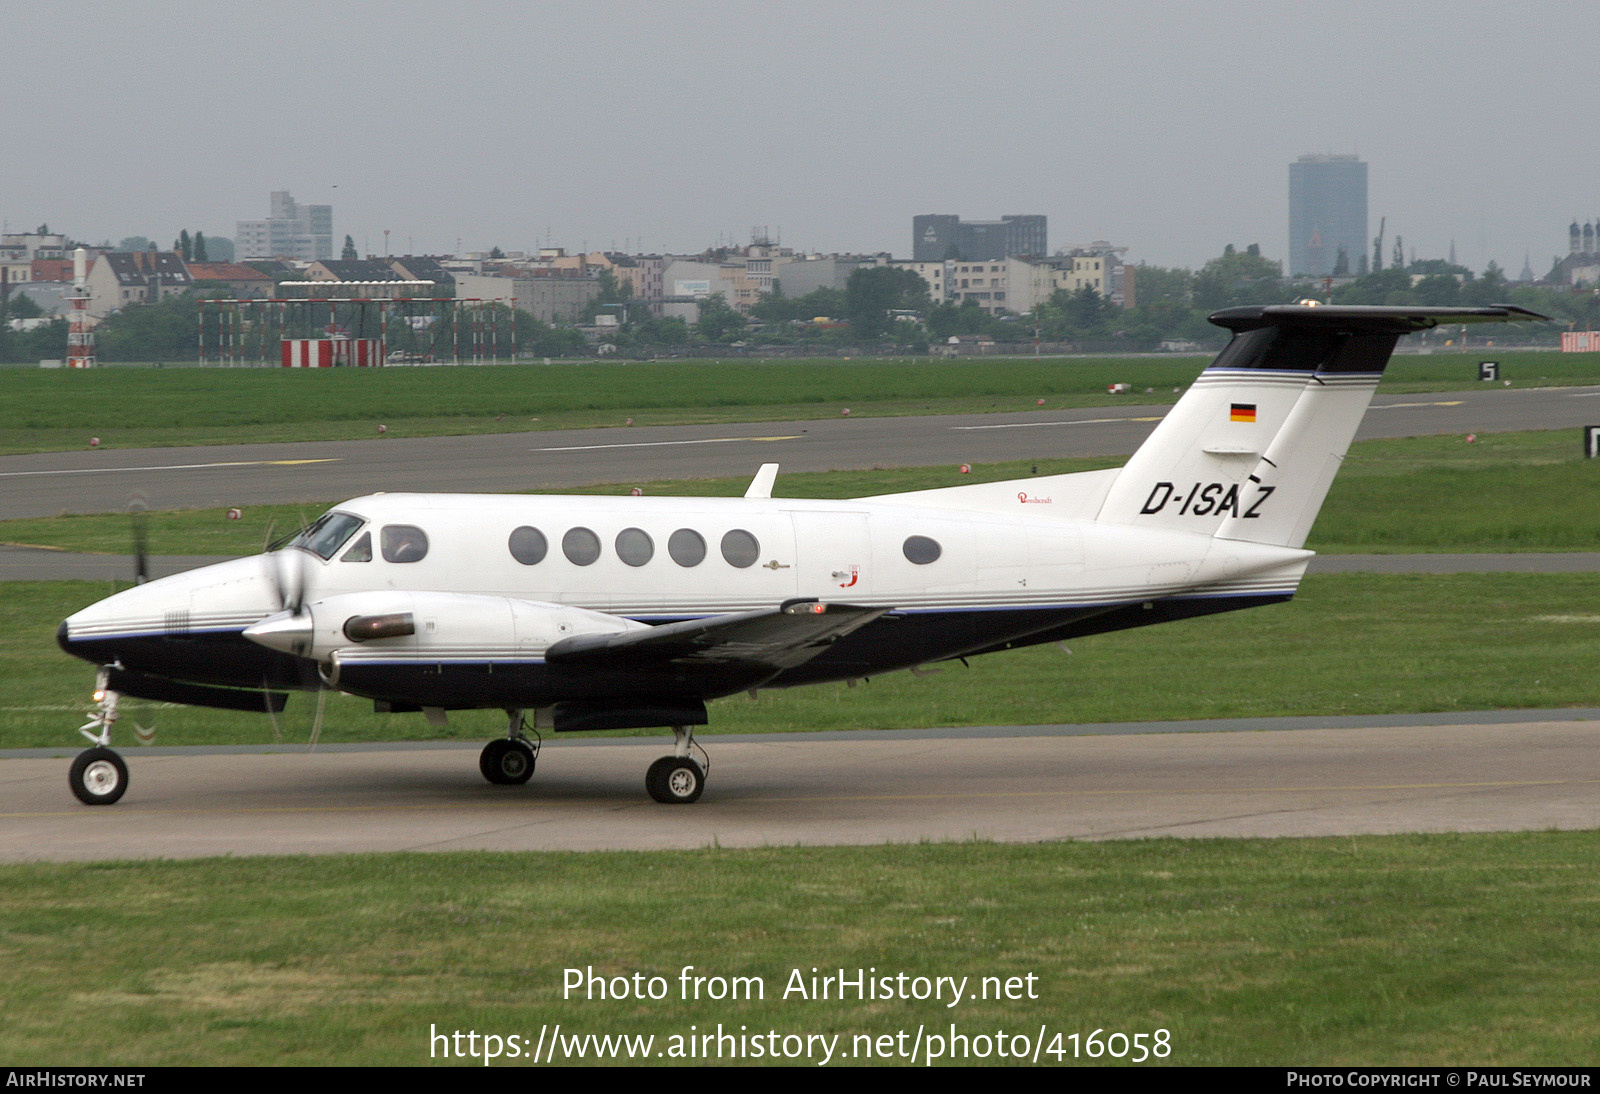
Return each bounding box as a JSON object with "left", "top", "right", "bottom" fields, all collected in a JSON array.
[
  {"left": 71, "top": 669, "right": 128, "bottom": 805},
  {"left": 646, "top": 725, "right": 708, "bottom": 804},
  {"left": 479, "top": 709, "right": 540, "bottom": 785}
]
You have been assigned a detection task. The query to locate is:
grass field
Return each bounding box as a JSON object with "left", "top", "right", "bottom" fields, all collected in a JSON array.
[
  {"left": 9, "top": 572, "right": 1600, "bottom": 749},
  {"left": 2, "top": 835, "right": 1597, "bottom": 1065},
  {"left": 0, "top": 356, "right": 1205, "bottom": 454},
  {"left": 4, "top": 429, "right": 1598, "bottom": 556},
  {"left": 3, "top": 349, "right": 1596, "bottom": 454}
]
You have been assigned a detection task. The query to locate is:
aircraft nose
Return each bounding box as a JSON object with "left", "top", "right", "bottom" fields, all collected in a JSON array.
[{"left": 57, "top": 619, "right": 73, "bottom": 657}]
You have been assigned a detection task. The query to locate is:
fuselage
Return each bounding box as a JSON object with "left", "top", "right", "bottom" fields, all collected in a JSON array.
[{"left": 59, "top": 489, "right": 1310, "bottom": 711}]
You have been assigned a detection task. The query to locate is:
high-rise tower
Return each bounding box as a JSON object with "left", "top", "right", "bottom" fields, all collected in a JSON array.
[{"left": 1288, "top": 154, "right": 1368, "bottom": 278}]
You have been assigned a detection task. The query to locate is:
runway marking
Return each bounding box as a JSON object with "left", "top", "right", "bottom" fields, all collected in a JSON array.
[
  {"left": 0, "top": 459, "right": 341, "bottom": 479},
  {"left": 3, "top": 775, "right": 1591, "bottom": 820},
  {"left": 952, "top": 416, "right": 1164, "bottom": 431},
  {"left": 535, "top": 436, "right": 803, "bottom": 453},
  {"left": 1367, "top": 400, "right": 1464, "bottom": 409}
]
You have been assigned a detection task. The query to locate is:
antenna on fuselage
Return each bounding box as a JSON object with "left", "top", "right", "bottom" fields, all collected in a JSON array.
[{"left": 744, "top": 463, "right": 780, "bottom": 499}]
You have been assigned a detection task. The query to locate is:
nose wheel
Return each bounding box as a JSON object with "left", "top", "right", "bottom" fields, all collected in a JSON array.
[{"left": 70, "top": 747, "right": 128, "bottom": 805}]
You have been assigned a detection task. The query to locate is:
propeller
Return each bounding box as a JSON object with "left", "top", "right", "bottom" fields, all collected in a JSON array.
[
  {"left": 260, "top": 675, "right": 327, "bottom": 751},
  {"left": 260, "top": 517, "right": 311, "bottom": 621},
  {"left": 306, "top": 688, "right": 327, "bottom": 752},
  {"left": 257, "top": 518, "right": 322, "bottom": 692},
  {"left": 128, "top": 494, "right": 149, "bottom": 585},
  {"left": 115, "top": 495, "right": 156, "bottom": 742},
  {"left": 263, "top": 675, "right": 285, "bottom": 744}
]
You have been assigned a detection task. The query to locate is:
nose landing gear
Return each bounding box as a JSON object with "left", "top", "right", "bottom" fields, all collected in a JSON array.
[{"left": 71, "top": 669, "right": 129, "bottom": 805}]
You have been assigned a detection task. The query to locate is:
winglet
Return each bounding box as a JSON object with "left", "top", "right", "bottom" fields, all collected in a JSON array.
[{"left": 745, "top": 463, "right": 780, "bottom": 499}]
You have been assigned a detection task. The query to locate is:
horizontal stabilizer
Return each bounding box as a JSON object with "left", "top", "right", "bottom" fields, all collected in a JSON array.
[{"left": 1208, "top": 303, "right": 1550, "bottom": 334}]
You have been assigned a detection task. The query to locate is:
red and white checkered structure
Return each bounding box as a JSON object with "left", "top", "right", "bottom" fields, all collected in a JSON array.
[{"left": 280, "top": 338, "right": 380, "bottom": 368}]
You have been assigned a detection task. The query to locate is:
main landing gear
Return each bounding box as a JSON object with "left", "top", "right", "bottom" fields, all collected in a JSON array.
[
  {"left": 646, "top": 725, "right": 708, "bottom": 805},
  {"left": 476, "top": 714, "right": 712, "bottom": 803},
  {"left": 479, "top": 710, "right": 540, "bottom": 785},
  {"left": 71, "top": 669, "right": 129, "bottom": 805}
]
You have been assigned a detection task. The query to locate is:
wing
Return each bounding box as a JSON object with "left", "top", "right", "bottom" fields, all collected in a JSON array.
[{"left": 545, "top": 598, "right": 888, "bottom": 676}]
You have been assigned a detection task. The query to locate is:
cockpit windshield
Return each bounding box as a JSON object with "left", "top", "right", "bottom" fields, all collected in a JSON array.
[{"left": 279, "top": 512, "right": 366, "bottom": 561}]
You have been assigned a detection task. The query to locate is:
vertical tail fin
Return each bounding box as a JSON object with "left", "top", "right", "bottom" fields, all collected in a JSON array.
[{"left": 1094, "top": 305, "right": 1546, "bottom": 548}]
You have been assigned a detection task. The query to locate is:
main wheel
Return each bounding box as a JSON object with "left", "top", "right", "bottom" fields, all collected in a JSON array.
[
  {"left": 646, "top": 756, "right": 704, "bottom": 804},
  {"left": 70, "top": 747, "right": 128, "bottom": 805},
  {"left": 479, "top": 738, "right": 536, "bottom": 785}
]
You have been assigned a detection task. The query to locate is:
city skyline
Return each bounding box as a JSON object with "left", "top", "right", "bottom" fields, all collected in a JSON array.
[{"left": 4, "top": 2, "right": 1594, "bottom": 275}]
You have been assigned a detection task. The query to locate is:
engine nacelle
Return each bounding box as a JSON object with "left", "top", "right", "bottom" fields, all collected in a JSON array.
[{"left": 242, "top": 591, "right": 647, "bottom": 664}]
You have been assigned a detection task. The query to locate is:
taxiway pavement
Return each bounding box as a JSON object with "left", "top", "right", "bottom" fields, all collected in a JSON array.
[{"left": 3, "top": 713, "right": 1597, "bottom": 861}]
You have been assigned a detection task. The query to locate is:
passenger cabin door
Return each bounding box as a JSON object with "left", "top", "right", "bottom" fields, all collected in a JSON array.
[{"left": 790, "top": 511, "right": 873, "bottom": 602}]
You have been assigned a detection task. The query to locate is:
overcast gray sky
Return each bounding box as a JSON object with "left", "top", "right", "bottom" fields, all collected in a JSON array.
[{"left": 6, "top": 0, "right": 1590, "bottom": 274}]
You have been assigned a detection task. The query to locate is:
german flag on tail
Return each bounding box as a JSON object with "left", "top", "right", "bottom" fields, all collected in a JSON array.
[{"left": 1230, "top": 403, "right": 1257, "bottom": 423}]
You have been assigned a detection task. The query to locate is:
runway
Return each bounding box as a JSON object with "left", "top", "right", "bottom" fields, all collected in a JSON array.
[
  {"left": 3, "top": 712, "right": 1598, "bottom": 862},
  {"left": 3, "top": 383, "right": 1597, "bottom": 519}
]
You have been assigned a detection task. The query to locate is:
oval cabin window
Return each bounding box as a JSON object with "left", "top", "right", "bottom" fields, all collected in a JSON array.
[
  {"left": 668, "top": 528, "right": 707, "bottom": 567},
  {"left": 562, "top": 527, "right": 601, "bottom": 566},
  {"left": 720, "top": 529, "right": 761, "bottom": 568},
  {"left": 902, "top": 535, "right": 942, "bottom": 565},
  {"left": 508, "top": 526, "right": 548, "bottom": 565},
  {"left": 616, "top": 527, "right": 654, "bottom": 567}
]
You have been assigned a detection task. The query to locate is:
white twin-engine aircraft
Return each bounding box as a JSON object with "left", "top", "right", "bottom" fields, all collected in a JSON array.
[{"left": 58, "top": 304, "right": 1545, "bottom": 805}]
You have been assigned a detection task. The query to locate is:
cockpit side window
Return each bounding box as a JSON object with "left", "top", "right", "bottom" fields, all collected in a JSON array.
[
  {"left": 290, "top": 512, "right": 366, "bottom": 561},
  {"left": 340, "top": 532, "right": 372, "bottom": 562},
  {"left": 381, "top": 525, "right": 429, "bottom": 563}
]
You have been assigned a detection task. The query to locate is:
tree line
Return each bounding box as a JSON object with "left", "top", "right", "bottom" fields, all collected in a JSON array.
[{"left": 5, "top": 245, "right": 1589, "bottom": 365}]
